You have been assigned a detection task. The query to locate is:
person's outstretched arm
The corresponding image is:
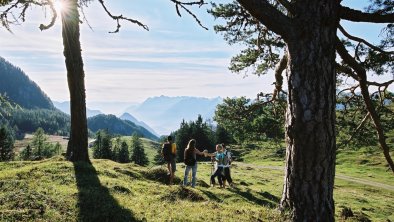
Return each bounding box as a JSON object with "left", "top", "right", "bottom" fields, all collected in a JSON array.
[{"left": 195, "top": 148, "right": 207, "bottom": 156}]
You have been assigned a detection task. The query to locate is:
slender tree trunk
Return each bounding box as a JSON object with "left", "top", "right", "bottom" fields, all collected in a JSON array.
[
  {"left": 280, "top": 1, "right": 340, "bottom": 221},
  {"left": 62, "top": 0, "right": 89, "bottom": 162}
]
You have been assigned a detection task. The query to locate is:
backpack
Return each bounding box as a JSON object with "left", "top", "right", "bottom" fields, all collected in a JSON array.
[
  {"left": 162, "top": 142, "right": 172, "bottom": 161},
  {"left": 223, "top": 150, "right": 232, "bottom": 165},
  {"left": 184, "top": 150, "right": 196, "bottom": 166}
]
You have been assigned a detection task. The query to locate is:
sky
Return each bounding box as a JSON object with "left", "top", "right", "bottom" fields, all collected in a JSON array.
[{"left": 0, "top": 0, "right": 392, "bottom": 114}]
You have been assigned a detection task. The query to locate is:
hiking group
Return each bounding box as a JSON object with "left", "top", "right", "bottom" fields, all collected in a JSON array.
[{"left": 162, "top": 136, "right": 233, "bottom": 188}]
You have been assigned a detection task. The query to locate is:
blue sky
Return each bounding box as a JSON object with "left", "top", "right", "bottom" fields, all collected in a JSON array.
[{"left": 0, "top": 0, "right": 392, "bottom": 114}]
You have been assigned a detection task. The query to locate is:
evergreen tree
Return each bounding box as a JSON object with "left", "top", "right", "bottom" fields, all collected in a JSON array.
[
  {"left": 101, "top": 135, "right": 112, "bottom": 159},
  {"left": 0, "top": 125, "right": 14, "bottom": 161},
  {"left": 54, "top": 142, "right": 62, "bottom": 155},
  {"left": 112, "top": 137, "right": 122, "bottom": 162},
  {"left": 118, "top": 141, "right": 130, "bottom": 163},
  {"left": 92, "top": 130, "right": 112, "bottom": 159},
  {"left": 32, "top": 127, "right": 47, "bottom": 159},
  {"left": 29, "top": 127, "right": 58, "bottom": 159},
  {"left": 20, "top": 144, "right": 32, "bottom": 161},
  {"left": 175, "top": 120, "right": 191, "bottom": 162},
  {"left": 174, "top": 116, "right": 216, "bottom": 162},
  {"left": 130, "top": 134, "right": 148, "bottom": 166},
  {"left": 92, "top": 131, "right": 102, "bottom": 159}
]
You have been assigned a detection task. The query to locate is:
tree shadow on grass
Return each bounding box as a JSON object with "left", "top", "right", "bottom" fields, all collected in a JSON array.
[
  {"left": 230, "top": 187, "right": 278, "bottom": 208},
  {"left": 199, "top": 189, "right": 223, "bottom": 202},
  {"left": 258, "top": 191, "right": 280, "bottom": 203},
  {"left": 73, "top": 162, "right": 140, "bottom": 222}
]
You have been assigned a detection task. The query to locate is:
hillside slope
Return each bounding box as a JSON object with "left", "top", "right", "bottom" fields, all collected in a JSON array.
[
  {"left": 0, "top": 154, "right": 393, "bottom": 221},
  {"left": 88, "top": 114, "right": 158, "bottom": 140},
  {"left": 0, "top": 158, "right": 283, "bottom": 222},
  {"left": 119, "top": 113, "right": 159, "bottom": 137},
  {"left": 0, "top": 57, "right": 54, "bottom": 110}
]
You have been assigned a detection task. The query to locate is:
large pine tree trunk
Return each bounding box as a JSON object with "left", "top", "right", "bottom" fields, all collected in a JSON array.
[
  {"left": 280, "top": 1, "right": 340, "bottom": 221},
  {"left": 62, "top": 0, "right": 89, "bottom": 162}
]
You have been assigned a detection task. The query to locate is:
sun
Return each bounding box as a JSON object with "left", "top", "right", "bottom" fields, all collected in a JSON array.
[{"left": 53, "top": 0, "right": 64, "bottom": 14}]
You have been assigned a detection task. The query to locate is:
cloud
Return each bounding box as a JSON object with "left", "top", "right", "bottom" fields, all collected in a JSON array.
[{"left": 0, "top": 0, "right": 277, "bottom": 107}]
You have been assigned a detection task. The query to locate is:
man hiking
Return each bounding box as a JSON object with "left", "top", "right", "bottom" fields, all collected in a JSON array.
[{"left": 162, "top": 135, "right": 177, "bottom": 185}]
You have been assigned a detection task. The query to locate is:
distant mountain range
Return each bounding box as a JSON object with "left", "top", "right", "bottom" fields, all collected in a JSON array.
[
  {"left": 124, "top": 95, "right": 223, "bottom": 135},
  {"left": 54, "top": 96, "right": 223, "bottom": 136},
  {"left": 0, "top": 57, "right": 157, "bottom": 139},
  {"left": 119, "top": 112, "right": 159, "bottom": 137},
  {"left": 53, "top": 101, "right": 103, "bottom": 118},
  {"left": 1, "top": 56, "right": 223, "bottom": 137}
]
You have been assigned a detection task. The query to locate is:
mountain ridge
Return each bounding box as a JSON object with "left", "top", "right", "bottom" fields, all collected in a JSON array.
[
  {"left": 0, "top": 56, "right": 54, "bottom": 110},
  {"left": 124, "top": 95, "right": 222, "bottom": 135}
]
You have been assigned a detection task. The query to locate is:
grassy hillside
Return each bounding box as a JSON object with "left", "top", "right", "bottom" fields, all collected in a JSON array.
[
  {"left": 3, "top": 137, "right": 394, "bottom": 221},
  {"left": 0, "top": 157, "right": 283, "bottom": 222},
  {"left": 0, "top": 150, "right": 393, "bottom": 221}
]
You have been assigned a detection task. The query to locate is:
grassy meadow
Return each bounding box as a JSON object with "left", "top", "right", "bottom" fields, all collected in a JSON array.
[{"left": 0, "top": 137, "right": 393, "bottom": 221}]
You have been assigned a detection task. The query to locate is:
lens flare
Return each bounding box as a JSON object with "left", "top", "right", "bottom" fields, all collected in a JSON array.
[{"left": 53, "top": 0, "right": 64, "bottom": 14}]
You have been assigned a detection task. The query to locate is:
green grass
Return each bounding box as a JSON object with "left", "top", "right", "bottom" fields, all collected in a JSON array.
[
  {"left": 2, "top": 138, "right": 394, "bottom": 221},
  {"left": 0, "top": 157, "right": 283, "bottom": 222},
  {"left": 233, "top": 140, "right": 394, "bottom": 221}
]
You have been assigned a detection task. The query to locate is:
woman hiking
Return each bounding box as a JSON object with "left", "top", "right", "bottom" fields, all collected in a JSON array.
[{"left": 183, "top": 139, "right": 207, "bottom": 188}]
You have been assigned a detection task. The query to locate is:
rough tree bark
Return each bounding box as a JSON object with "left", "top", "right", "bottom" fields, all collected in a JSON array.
[
  {"left": 280, "top": 1, "right": 339, "bottom": 221},
  {"left": 62, "top": 0, "right": 89, "bottom": 162},
  {"left": 237, "top": 0, "right": 340, "bottom": 220}
]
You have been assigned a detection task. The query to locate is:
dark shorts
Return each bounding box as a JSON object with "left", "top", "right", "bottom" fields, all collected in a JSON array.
[{"left": 166, "top": 156, "right": 176, "bottom": 173}]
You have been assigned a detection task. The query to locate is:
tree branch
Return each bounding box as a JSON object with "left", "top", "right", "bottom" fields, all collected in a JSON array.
[
  {"left": 169, "top": 0, "right": 208, "bottom": 30},
  {"left": 39, "top": 0, "right": 57, "bottom": 31},
  {"left": 236, "top": 0, "right": 295, "bottom": 41},
  {"left": 336, "top": 38, "right": 394, "bottom": 173},
  {"left": 271, "top": 53, "right": 287, "bottom": 100},
  {"left": 336, "top": 63, "right": 394, "bottom": 88},
  {"left": 98, "top": 0, "right": 149, "bottom": 33},
  {"left": 339, "top": 113, "right": 371, "bottom": 147},
  {"left": 340, "top": 6, "right": 394, "bottom": 23},
  {"left": 338, "top": 25, "right": 394, "bottom": 54}
]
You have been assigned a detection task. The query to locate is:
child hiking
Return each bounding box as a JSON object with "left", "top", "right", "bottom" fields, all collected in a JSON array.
[
  {"left": 183, "top": 139, "right": 207, "bottom": 188},
  {"left": 206, "top": 144, "right": 225, "bottom": 188}
]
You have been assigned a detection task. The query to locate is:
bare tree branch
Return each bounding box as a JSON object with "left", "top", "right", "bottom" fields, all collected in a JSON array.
[
  {"left": 252, "top": 53, "right": 288, "bottom": 114},
  {"left": 336, "top": 38, "right": 394, "bottom": 173},
  {"left": 339, "top": 113, "right": 371, "bottom": 147},
  {"left": 340, "top": 6, "right": 394, "bottom": 23},
  {"left": 98, "top": 0, "right": 149, "bottom": 33},
  {"left": 336, "top": 63, "right": 394, "bottom": 88},
  {"left": 271, "top": 53, "right": 287, "bottom": 100},
  {"left": 169, "top": 0, "right": 208, "bottom": 30},
  {"left": 338, "top": 25, "right": 394, "bottom": 54},
  {"left": 39, "top": 0, "right": 57, "bottom": 31},
  {"left": 236, "top": 0, "right": 295, "bottom": 41}
]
